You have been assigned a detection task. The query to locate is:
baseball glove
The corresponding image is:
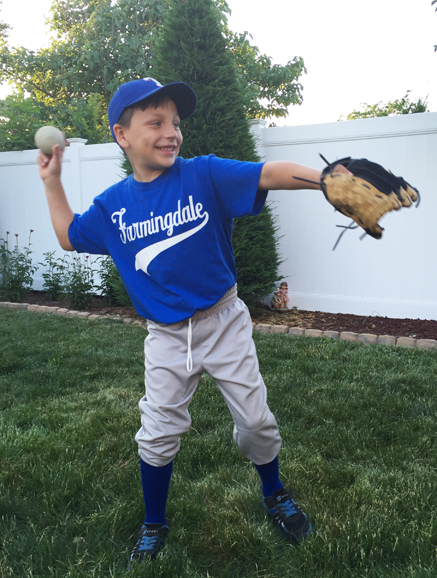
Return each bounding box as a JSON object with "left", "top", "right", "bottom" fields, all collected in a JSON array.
[{"left": 320, "top": 155, "right": 420, "bottom": 241}]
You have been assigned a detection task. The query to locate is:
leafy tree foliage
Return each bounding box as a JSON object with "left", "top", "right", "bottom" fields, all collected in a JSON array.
[
  {"left": 228, "top": 30, "right": 306, "bottom": 120},
  {"left": 340, "top": 92, "right": 429, "bottom": 120},
  {"left": 0, "top": 0, "right": 306, "bottom": 150},
  {"left": 1, "top": 0, "right": 167, "bottom": 105},
  {"left": 0, "top": 93, "right": 49, "bottom": 151},
  {"left": 0, "top": 91, "right": 110, "bottom": 151},
  {"left": 152, "top": 0, "right": 281, "bottom": 307}
]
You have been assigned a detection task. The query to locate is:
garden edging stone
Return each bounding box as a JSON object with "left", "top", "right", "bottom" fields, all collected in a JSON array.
[{"left": 2, "top": 300, "right": 437, "bottom": 351}]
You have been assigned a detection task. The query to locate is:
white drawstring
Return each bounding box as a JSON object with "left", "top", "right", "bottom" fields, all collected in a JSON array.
[{"left": 186, "top": 318, "right": 193, "bottom": 373}]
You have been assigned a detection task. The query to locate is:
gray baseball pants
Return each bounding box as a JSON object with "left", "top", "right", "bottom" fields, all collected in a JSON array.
[{"left": 135, "top": 286, "right": 282, "bottom": 467}]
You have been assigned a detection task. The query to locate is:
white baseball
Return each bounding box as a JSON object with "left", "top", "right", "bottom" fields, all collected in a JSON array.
[{"left": 35, "top": 126, "right": 65, "bottom": 155}]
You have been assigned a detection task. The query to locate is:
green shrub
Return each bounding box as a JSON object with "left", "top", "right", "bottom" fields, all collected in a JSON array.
[
  {"left": 58, "top": 252, "right": 96, "bottom": 310},
  {"left": 39, "top": 251, "right": 67, "bottom": 301},
  {"left": 98, "top": 255, "right": 132, "bottom": 307},
  {"left": 38, "top": 251, "right": 97, "bottom": 310},
  {"left": 0, "top": 230, "right": 38, "bottom": 302},
  {"left": 233, "top": 210, "right": 282, "bottom": 307}
]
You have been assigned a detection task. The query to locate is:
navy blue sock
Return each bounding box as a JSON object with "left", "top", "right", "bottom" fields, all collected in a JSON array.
[
  {"left": 254, "top": 456, "right": 283, "bottom": 498},
  {"left": 140, "top": 459, "right": 173, "bottom": 525}
]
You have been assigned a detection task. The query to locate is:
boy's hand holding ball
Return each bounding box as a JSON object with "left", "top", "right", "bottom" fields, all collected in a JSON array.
[
  {"left": 35, "top": 126, "right": 66, "bottom": 182},
  {"left": 35, "top": 126, "right": 66, "bottom": 155}
]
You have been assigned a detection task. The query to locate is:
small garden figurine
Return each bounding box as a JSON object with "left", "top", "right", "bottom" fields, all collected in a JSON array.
[
  {"left": 271, "top": 288, "right": 282, "bottom": 309},
  {"left": 279, "top": 281, "right": 289, "bottom": 309},
  {"left": 272, "top": 281, "right": 289, "bottom": 310}
]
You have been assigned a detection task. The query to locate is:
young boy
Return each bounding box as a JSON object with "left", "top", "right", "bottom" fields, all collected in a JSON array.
[{"left": 38, "top": 78, "right": 348, "bottom": 566}]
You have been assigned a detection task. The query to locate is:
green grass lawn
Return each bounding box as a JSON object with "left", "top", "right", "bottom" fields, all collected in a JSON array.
[{"left": 1, "top": 309, "right": 436, "bottom": 578}]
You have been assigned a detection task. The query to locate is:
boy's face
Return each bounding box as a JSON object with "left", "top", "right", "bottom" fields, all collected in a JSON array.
[{"left": 113, "top": 99, "right": 183, "bottom": 182}]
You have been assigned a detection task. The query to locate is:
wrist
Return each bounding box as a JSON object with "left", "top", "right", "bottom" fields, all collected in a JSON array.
[{"left": 43, "top": 175, "right": 63, "bottom": 191}]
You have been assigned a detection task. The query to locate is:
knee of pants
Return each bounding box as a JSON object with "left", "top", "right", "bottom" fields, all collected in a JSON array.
[
  {"left": 136, "top": 396, "right": 192, "bottom": 467},
  {"left": 135, "top": 429, "right": 182, "bottom": 467},
  {"left": 233, "top": 410, "right": 282, "bottom": 465}
]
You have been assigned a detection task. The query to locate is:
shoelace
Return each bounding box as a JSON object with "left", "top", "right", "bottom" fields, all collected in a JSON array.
[
  {"left": 138, "top": 532, "right": 159, "bottom": 553},
  {"left": 277, "top": 498, "right": 298, "bottom": 518}
]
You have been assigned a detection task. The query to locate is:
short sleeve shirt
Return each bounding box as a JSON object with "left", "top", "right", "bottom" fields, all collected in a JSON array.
[{"left": 68, "top": 155, "right": 267, "bottom": 323}]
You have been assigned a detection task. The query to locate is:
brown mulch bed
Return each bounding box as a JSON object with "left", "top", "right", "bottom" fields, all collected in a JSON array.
[
  {"left": 249, "top": 305, "right": 437, "bottom": 341},
  {"left": 17, "top": 291, "right": 437, "bottom": 341}
]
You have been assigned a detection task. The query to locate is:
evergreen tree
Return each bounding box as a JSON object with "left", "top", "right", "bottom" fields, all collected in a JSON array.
[{"left": 151, "top": 0, "right": 281, "bottom": 307}]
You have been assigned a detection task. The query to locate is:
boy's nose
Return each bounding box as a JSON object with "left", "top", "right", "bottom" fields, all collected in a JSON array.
[{"left": 164, "top": 124, "right": 179, "bottom": 138}]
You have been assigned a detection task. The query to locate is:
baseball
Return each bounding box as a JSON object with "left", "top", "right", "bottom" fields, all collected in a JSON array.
[{"left": 35, "top": 126, "right": 66, "bottom": 155}]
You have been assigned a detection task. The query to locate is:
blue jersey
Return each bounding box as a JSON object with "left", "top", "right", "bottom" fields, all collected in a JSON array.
[{"left": 68, "top": 155, "right": 267, "bottom": 323}]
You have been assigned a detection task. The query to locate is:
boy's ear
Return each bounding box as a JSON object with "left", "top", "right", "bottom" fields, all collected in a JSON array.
[{"left": 113, "top": 124, "right": 129, "bottom": 149}]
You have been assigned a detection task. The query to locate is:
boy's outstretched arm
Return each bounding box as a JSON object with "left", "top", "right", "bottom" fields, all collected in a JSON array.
[
  {"left": 258, "top": 161, "right": 351, "bottom": 191},
  {"left": 38, "top": 144, "right": 74, "bottom": 251}
]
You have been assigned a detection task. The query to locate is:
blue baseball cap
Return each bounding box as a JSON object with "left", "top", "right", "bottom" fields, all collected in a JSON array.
[{"left": 108, "top": 77, "right": 197, "bottom": 141}]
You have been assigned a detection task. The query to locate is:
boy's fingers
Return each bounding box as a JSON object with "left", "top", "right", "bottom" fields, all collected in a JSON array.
[
  {"left": 51, "top": 143, "right": 59, "bottom": 158},
  {"left": 37, "top": 145, "right": 64, "bottom": 174},
  {"left": 333, "top": 163, "right": 353, "bottom": 176},
  {"left": 52, "top": 143, "right": 65, "bottom": 163},
  {"left": 37, "top": 152, "right": 50, "bottom": 167}
]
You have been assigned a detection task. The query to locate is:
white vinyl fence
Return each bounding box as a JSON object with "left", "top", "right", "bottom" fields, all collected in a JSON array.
[
  {"left": 0, "top": 138, "right": 124, "bottom": 293},
  {"left": 1, "top": 113, "right": 436, "bottom": 320},
  {"left": 254, "top": 113, "right": 437, "bottom": 321}
]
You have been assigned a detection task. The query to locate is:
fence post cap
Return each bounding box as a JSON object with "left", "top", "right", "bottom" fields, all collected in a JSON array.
[{"left": 67, "top": 138, "right": 88, "bottom": 146}]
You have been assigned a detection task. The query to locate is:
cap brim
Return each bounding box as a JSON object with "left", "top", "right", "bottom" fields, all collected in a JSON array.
[{"left": 159, "top": 82, "right": 197, "bottom": 120}]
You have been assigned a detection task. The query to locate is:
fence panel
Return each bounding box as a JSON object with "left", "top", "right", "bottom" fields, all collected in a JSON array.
[{"left": 259, "top": 113, "right": 437, "bottom": 320}]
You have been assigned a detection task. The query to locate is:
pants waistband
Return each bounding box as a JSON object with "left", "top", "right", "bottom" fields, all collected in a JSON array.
[{"left": 192, "top": 285, "right": 238, "bottom": 320}]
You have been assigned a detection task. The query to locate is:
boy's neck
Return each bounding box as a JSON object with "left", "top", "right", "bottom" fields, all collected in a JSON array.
[{"left": 132, "top": 165, "right": 168, "bottom": 183}]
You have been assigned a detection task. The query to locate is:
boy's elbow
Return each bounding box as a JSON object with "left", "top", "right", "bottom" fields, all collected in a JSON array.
[
  {"left": 60, "top": 242, "right": 74, "bottom": 252},
  {"left": 53, "top": 216, "right": 75, "bottom": 251},
  {"left": 58, "top": 234, "right": 74, "bottom": 252}
]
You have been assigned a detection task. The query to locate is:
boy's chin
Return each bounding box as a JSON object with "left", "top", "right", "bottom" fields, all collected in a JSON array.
[{"left": 153, "top": 152, "right": 178, "bottom": 168}]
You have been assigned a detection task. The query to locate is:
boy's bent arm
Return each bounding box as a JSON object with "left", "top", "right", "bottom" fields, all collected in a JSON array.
[
  {"left": 258, "top": 162, "right": 322, "bottom": 192},
  {"left": 38, "top": 145, "right": 74, "bottom": 251},
  {"left": 258, "top": 161, "right": 352, "bottom": 191}
]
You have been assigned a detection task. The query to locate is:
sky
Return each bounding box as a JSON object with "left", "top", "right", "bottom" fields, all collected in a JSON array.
[{"left": 0, "top": 0, "right": 436, "bottom": 126}]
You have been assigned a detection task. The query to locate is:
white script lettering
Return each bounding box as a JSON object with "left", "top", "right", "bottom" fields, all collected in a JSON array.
[{"left": 111, "top": 196, "right": 207, "bottom": 244}]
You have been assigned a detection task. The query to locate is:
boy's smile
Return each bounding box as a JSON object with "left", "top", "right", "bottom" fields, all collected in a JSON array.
[{"left": 114, "top": 99, "right": 183, "bottom": 182}]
